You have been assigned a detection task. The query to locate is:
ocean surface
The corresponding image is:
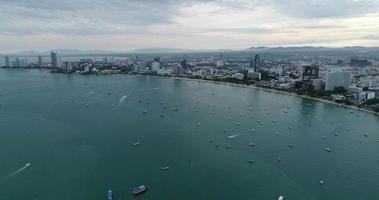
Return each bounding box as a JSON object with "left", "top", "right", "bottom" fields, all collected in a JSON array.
[{"left": 0, "top": 69, "right": 378, "bottom": 200}]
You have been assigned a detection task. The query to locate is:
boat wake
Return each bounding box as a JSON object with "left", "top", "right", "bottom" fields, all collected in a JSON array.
[
  {"left": 1, "top": 163, "right": 31, "bottom": 181},
  {"left": 118, "top": 95, "right": 128, "bottom": 106}
]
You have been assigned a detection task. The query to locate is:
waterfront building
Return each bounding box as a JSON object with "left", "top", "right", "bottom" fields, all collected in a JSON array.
[
  {"left": 233, "top": 73, "right": 244, "bottom": 80},
  {"left": 248, "top": 69, "right": 261, "bottom": 80},
  {"left": 254, "top": 55, "right": 260, "bottom": 72},
  {"left": 181, "top": 56, "right": 187, "bottom": 73},
  {"left": 325, "top": 71, "right": 352, "bottom": 91},
  {"left": 302, "top": 65, "right": 319, "bottom": 80},
  {"left": 312, "top": 79, "right": 324, "bottom": 90},
  {"left": 51, "top": 52, "right": 62, "bottom": 68},
  {"left": 5, "top": 56, "right": 10, "bottom": 67},
  {"left": 38, "top": 55, "right": 43, "bottom": 67},
  {"left": 151, "top": 61, "right": 160, "bottom": 72}
]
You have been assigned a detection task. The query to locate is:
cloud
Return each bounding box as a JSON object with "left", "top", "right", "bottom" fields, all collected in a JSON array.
[
  {"left": 0, "top": 0, "right": 378, "bottom": 50},
  {"left": 363, "top": 35, "right": 379, "bottom": 40},
  {"left": 265, "top": 0, "right": 379, "bottom": 19}
]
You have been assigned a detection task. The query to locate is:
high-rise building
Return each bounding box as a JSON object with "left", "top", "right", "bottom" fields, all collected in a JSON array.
[
  {"left": 325, "top": 71, "right": 352, "bottom": 91},
  {"left": 51, "top": 52, "right": 62, "bottom": 68},
  {"left": 181, "top": 55, "right": 187, "bottom": 73},
  {"left": 151, "top": 61, "right": 160, "bottom": 72},
  {"left": 38, "top": 55, "right": 43, "bottom": 67},
  {"left": 302, "top": 65, "right": 319, "bottom": 81},
  {"left": 4, "top": 56, "right": 10, "bottom": 67},
  {"left": 254, "top": 55, "right": 260, "bottom": 72}
]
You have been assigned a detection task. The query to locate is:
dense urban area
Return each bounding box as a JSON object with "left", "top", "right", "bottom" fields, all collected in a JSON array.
[{"left": 2, "top": 47, "right": 379, "bottom": 113}]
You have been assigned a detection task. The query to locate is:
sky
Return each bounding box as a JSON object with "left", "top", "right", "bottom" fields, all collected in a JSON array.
[{"left": 1, "top": 0, "right": 379, "bottom": 52}]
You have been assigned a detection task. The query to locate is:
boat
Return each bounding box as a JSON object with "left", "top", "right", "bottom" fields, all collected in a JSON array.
[
  {"left": 275, "top": 131, "right": 280, "bottom": 135},
  {"left": 247, "top": 160, "right": 255, "bottom": 164},
  {"left": 107, "top": 190, "right": 113, "bottom": 200},
  {"left": 278, "top": 196, "right": 284, "bottom": 200},
  {"left": 227, "top": 134, "right": 239, "bottom": 139},
  {"left": 249, "top": 142, "right": 256, "bottom": 147},
  {"left": 132, "top": 142, "right": 141, "bottom": 146},
  {"left": 325, "top": 148, "right": 332, "bottom": 152},
  {"left": 132, "top": 185, "right": 147, "bottom": 195},
  {"left": 320, "top": 180, "right": 324, "bottom": 185},
  {"left": 161, "top": 166, "right": 169, "bottom": 170},
  {"left": 197, "top": 123, "right": 201, "bottom": 126}
]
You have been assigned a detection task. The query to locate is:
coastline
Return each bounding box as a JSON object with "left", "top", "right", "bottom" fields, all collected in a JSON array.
[
  {"left": 154, "top": 75, "right": 379, "bottom": 116},
  {"left": 1, "top": 68, "right": 377, "bottom": 116}
]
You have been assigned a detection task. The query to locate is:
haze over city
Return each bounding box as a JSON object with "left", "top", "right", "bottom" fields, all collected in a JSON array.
[{"left": 1, "top": 0, "right": 379, "bottom": 52}]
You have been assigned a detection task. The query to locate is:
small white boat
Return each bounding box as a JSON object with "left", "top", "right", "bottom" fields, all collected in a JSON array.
[
  {"left": 275, "top": 131, "right": 280, "bottom": 135},
  {"left": 236, "top": 122, "right": 240, "bottom": 126},
  {"left": 320, "top": 180, "right": 324, "bottom": 185},
  {"left": 161, "top": 166, "right": 169, "bottom": 170},
  {"left": 132, "top": 142, "right": 141, "bottom": 146},
  {"left": 325, "top": 148, "right": 332, "bottom": 152},
  {"left": 197, "top": 123, "right": 201, "bottom": 126},
  {"left": 278, "top": 196, "right": 284, "bottom": 200},
  {"left": 227, "top": 134, "right": 239, "bottom": 139}
]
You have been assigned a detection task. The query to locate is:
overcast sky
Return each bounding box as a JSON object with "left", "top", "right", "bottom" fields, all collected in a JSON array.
[{"left": 1, "top": 0, "right": 379, "bottom": 52}]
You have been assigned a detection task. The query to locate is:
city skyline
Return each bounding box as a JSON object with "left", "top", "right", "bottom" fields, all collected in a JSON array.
[{"left": 1, "top": 0, "right": 379, "bottom": 52}]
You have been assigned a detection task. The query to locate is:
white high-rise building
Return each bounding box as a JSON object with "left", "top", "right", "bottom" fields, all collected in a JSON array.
[
  {"left": 325, "top": 71, "right": 352, "bottom": 91},
  {"left": 151, "top": 61, "right": 160, "bottom": 72}
]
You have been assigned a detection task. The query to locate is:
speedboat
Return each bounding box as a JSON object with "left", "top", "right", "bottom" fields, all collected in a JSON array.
[
  {"left": 248, "top": 142, "right": 256, "bottom": 147},
  {"left": 278, "top": 196, "right": 284, "bottom": 200},
  {"left": 132, "top": 185, "right": 147, "bottom": 195},
  {"left": 107, "top": 190, "right": 113, "bottom": 200},
  {"left": 161, "top": 166, "right": 169, "bottom": 170},
  {"left": 247, "top": 160, "right": 255, "bottom": 164},
  {"left": 325, "top": 148, "right": 332, "bottom": 152}
]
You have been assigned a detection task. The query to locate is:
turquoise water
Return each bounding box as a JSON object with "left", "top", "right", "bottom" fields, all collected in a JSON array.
[{"left": 0, "top": 69, "right": 378, "bottom": 200}]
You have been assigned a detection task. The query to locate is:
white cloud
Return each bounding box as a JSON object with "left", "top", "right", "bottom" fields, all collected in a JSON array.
[{"left": 0, "top": 0, "right": 378, "bottom": 51}]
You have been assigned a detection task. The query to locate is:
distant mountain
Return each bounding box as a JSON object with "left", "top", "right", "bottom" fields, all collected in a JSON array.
[{"left": 130, "top": 48, "right": 195, "bottom": 53}]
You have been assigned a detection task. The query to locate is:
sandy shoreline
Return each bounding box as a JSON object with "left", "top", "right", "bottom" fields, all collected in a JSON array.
[{"left": 152, "top": 75, "right": 379, "bottom": 116}]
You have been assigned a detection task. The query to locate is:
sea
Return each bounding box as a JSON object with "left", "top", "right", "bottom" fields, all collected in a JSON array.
[{"left": 0, "top": 69, "right": 378, "bottom": 200}]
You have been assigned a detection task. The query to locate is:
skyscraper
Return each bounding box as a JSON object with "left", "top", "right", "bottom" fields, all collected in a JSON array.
[
  {"left": 38, "top": 55, "right": 43, "bottom": 67},
  {"left": 254, "top": 55, "right": 260, "bottom": 72},
  {"left": 5, "top": 56, "right": 10, "bottom": 67},
  {"left": 181, "top": 55, "right": 187, "bottom": 73},
  {"left": 51, "top": 52, "right": 62, "bottom": 68}
]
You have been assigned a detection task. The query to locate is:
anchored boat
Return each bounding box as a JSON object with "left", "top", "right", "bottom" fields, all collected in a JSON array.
[{"left": 132, "top": 185, "right": 147, "bottom": 195}]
